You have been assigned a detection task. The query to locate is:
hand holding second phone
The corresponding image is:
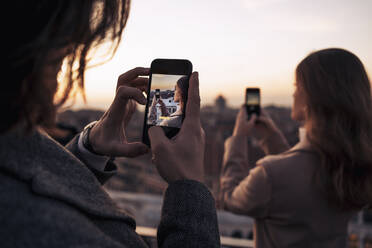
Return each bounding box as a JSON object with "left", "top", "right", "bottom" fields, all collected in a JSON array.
[
  {"left": 232, "top": 106, "right": 257, "bottom": 137},
  {"left": 148, "top": 72, "right": 205, "bottom": 183},
  {"left": 233, "top": 106, "right": 280, "bottom": 139}
]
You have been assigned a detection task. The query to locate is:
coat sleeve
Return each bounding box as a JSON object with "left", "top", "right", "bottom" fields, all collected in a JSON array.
[
  {"left": 259, "top": 130, "right": 290, "bottom": 155},
  {"left": 157, "top": 180, "right": 221, "bottom": 248},
  {"left": 65, "top": 134, "right": 117, "bottom": 185},
  {"left": 219, "top": 136, "right": 271, "bottom": 218}
]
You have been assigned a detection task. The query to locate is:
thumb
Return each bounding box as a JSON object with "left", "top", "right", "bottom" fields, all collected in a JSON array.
[
  {"left": 257, "top": 115, "right": 270, "bottom": 124},
  {"left": 148, "top": 126, "right": 171, "bottom": 148}
]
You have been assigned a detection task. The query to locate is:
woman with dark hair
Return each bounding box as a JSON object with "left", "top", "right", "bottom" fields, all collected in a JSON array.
[
  {"left": 159, "top": 76, "right": 188, "bottom": 127},
  {"left": 0, "top": 1, "right": 219, "bottom": 247},
  {"left": 220, "top": 48, "right": 372, "bottom": 247}
]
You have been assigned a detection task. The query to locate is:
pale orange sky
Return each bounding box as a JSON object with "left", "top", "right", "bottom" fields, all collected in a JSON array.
[{"left": 71, "top": 0, "right": 372, "bottom": 110}]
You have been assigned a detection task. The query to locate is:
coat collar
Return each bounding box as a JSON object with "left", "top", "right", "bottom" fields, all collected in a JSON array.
[
  {"left": 0, "top": 127, "right": 135, "bottom": 227},
  {"left": 288, "top": 127, "right": 312, "bottom": 152}
]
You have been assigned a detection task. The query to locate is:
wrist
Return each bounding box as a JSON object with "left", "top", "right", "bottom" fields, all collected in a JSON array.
[
  {"left": 232, "top": 126, "right": 251, "bottom": 137},
  {"left": 82, "top": 121, "right": 105, "bottom": 156},
  {"left": 261, "top": 127, "right": 281, "bottom": 141}
]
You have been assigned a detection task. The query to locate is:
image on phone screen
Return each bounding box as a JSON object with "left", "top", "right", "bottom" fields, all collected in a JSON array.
[
  {"left": 246, "top": 92, "right": 260, "bottom": 105},
  {"left": 147, "top": 74, "right": 188, "bottom": 128}
]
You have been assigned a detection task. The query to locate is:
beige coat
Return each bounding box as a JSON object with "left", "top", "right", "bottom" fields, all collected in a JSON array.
[{"left": 220, "top": 130, "right": 354, "bottom": 248}]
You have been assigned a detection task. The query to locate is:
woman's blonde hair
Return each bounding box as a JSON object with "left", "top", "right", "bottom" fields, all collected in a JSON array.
[{"left": 296, "top": 48, "right": 372, "bottom": 210}]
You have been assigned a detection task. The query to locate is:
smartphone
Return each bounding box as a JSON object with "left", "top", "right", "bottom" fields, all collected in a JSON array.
[
  {"left": 142, "top": 59, "right": 193, "bottom": 146},
  {"left": 245, "top": 87, "right": 260, "bottom": 119}
]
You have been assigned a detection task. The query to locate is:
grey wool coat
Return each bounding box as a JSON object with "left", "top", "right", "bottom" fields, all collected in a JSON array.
[{"left": 0, "top": 128, "right": 220, "bottom": 248}]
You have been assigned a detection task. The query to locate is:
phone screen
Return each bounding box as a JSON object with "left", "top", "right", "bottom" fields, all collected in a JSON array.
[
  {"left": 147, "top": 74, "right": 187, "bottom": 128},
  {"left": 246, "top": 91, "right": 260, "bottom": 106},
  {"left": 142, "top": 59, "right": 192, "bottom": 146},
  {"left": 245, "top": 88, "right": 260, "bottom": 119}
]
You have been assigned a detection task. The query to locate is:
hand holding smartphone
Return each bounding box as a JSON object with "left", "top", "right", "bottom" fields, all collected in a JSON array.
[
  {"left": 142, "top": 59, "right": 193, "bottom": 146},
  {"left": 147, "top": 71, "right": 205, "bottom": 183}
]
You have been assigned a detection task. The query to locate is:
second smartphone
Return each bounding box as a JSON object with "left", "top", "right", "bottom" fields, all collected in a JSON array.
[
  {"left": 142, "top": 59, "right": 193, "bottom": 146},
  {"left": 245, "top": 87, "right": 260, "bottom": 119}
]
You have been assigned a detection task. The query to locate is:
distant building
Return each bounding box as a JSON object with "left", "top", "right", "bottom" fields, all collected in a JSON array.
[{"left": 215, "top": 95, "right": 227, "bottom": 111}]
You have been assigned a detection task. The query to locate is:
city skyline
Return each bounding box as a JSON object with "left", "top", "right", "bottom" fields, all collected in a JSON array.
[{"left": 70, "top": 0, "right": 372, "bottom": 110}]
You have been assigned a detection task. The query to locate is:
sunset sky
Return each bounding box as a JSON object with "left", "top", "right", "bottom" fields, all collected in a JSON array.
[
  {"left": 76, "top": 0, "right": 372, "bottom": 110},
  {"left": 151, "top": 74, "right": 185, "bottom": 91}
]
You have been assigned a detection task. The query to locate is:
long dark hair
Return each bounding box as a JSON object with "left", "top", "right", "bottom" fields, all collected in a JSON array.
[
  {"left": 176, "top": 76, "right": 188, "bottom": 111},
  {"left": 3, "top": 0, "right": 130, "bottom": 132},
  {"left": 296, "top": 48, "right": 372, "bottom": 210}
]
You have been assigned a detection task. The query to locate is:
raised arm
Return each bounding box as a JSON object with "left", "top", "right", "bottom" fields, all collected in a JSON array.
[
  {"left": 148, "top": 96, "right": 159, "bottom": 124},
  {"left": 158, "top": 99, "right": 170, "bottom": 117},
  {"left": 219, "top": 107, "right": 271, "bottom": 218},
  {"left": 255, "top": 110, "right": 290, "bottom": 155}
]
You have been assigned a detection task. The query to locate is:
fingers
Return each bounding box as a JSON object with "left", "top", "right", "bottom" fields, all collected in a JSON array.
[
  {"left": 260, "top": 108, "right": 268, "bottom": 115},
  {"left": 116, "top": 86, "right": 147, "bottom": 105},
  {"left": 117, "top": 67, "right": 150, "bottom": 88},
  {"left": 257, "top": 115, "right": 270, "bottom": 124},
  {"left": 239, "top": 105, "right": 247, "bottom": 119},
  {"left": 106, "top": 86, "right": 146, "bottom": 125},
  {"left": 235, "top": 106, "right": 247, "bottom": 125},
  {"left": 148, "top": 127, "right": 172, "bottom": 161},
  {"left": 148, "top": 126, "right": 171, "bottom": 148},
  {"left": 257, "top": 110, "right": 273, "bottom": 125},
  {"left": 112, "top": 142, "right": 149, "bottom": 157},
  {"left": 123, "top": 100, "right": 137, "bottom": 126},
  {"left": 249, "top": 114, "right": 257, "bottom": 125},
  {"left": 117, "top": 77, "right": 148, "bottom": 91},
  {"left": 131, "top": 77, "right": 148, "bottom": 92},
  {"left": 184, "top": 72, "right": 201, "bottom": 127}
]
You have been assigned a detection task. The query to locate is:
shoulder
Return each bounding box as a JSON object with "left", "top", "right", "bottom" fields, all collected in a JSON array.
[
  {"left": 257, "top": 149, "right": 319, "bottom": 173},
  {"left": 0, "top": 172, "right": 126, "bottom": 248}
]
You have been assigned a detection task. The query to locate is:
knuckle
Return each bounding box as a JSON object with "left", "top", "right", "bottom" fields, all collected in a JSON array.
[
  {"left": 117, "top": 86, "right": 127, "bottom": 96},
  {"left": 116, "top": 86, "right": 132, "bottom": 100},
  {"left": 133, "top": 88, "right": 142, "bottom": 96},
  {"left": 132, "top": 67, "right": 144, "bottom": 73},
  {"left": 118, "top": 74, "right": 124, "bottom": 82},
  {"left": 118, "top": 73, "right": 126, "bottom": 82},
  {"left": 117, "top": 85, "right": 143, "bottom": 100}
]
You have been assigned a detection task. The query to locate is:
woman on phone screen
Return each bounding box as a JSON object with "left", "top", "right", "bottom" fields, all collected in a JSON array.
[
  {"left": 159, "top": 76, "right": 188, "bottom": 128},
  {"left": 220, "top": 48, "right": 372, "bottom": 248}
]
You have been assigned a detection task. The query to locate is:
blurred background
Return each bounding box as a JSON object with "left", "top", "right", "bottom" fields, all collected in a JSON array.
[
  {"left": 51, "top": 0, "right": 372, "bottom": 247},
  {"left": 76, "top": 0, "right": 372, "bottom": 109}
]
